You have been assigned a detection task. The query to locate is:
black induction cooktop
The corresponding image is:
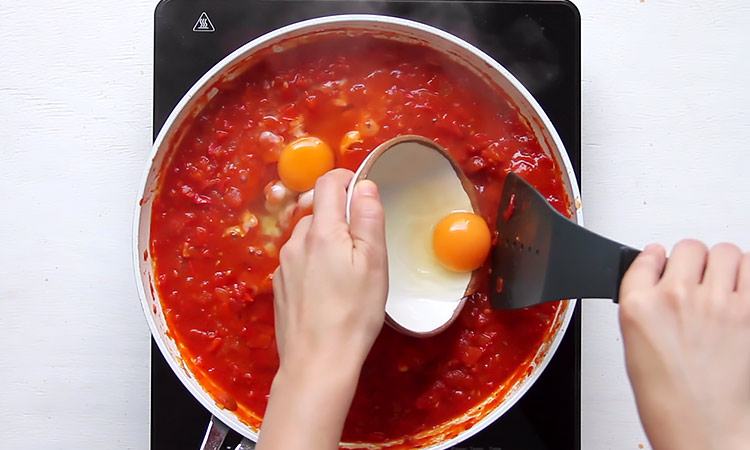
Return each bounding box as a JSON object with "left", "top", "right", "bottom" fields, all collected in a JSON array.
[{"left": 152, "top": 1, "right": 581, "bottom": 449}]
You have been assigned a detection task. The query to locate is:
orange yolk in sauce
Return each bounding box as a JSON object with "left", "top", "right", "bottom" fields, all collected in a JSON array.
[{"left": 277, "top": 136, "right": 335, "bottom": 192}]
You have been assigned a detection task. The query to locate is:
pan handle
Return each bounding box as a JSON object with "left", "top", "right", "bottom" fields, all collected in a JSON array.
[
  {"left": 200, "top": 415, "right": 229, "bottom": 450},
  {"left": 235, "top": 438, "right": 256, "bottom": 449}
]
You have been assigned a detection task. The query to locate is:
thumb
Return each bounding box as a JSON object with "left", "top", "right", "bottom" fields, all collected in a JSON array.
[
  {"left": 621, "top": 243, "right": 667, "bottom": 298},
  {"left": 349, "top": 180, "right": 386, "bottom": 261}
]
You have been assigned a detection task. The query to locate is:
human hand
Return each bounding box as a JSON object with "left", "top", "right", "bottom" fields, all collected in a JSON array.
[
  {"left": 257, "top": 169, "right": 387, "bottom": 450},
  {"left": 619, "top": 240, "right": 750, "bottom": 450},
  {"left": 272, "top": 168, "right": 388, "bottom": 374}
]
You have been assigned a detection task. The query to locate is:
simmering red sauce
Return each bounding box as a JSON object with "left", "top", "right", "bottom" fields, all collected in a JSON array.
[{"left": 150, "top": 35, "right": 569, "bottom": 445}]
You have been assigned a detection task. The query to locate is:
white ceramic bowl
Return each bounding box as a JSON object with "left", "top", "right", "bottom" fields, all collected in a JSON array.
[{"left": 346, "top": 135, "right": 482, "bottom": 338}]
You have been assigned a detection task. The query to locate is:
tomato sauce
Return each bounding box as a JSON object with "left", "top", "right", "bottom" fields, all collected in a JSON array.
[{"left": 150, "top": 35, "right": 569, "bottom": 445}]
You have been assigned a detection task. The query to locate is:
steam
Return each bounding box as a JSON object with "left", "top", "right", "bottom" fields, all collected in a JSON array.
[{"left": 256, "top": 1, "right": 561, "bottom": 95}]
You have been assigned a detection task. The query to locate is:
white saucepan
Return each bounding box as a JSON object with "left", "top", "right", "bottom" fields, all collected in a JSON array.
[{"left": 134, "top": 15, "right": 582, "bottom": 449}]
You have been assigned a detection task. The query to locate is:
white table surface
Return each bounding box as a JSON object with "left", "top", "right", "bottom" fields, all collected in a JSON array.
[{"left": 2, "top": 1, "right": 749, "bottom": 449}]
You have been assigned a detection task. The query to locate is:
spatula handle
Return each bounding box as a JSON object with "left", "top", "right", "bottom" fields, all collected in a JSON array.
[{"left": 546, "top": 217, "right": 641, "bottom": 302}]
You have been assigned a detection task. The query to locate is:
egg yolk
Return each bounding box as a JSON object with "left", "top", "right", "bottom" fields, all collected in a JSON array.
[
  {"left": 432, "top": 212, "right": 491, "bottom": 272},
  {"left": 277, "top": 136, "right": 335, "bottom": 191}
]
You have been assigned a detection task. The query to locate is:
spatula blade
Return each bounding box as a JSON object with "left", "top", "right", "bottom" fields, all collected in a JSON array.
[
  {"left": 490, "top": 173, "right": 559, "bottom": 310},
  {"left": 490, "top": 173, "right": 641, "bottom": 310}
]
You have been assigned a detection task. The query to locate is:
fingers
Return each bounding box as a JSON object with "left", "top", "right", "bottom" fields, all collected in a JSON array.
[
  {"left": 279, "top": 215, "right": 312, "bottom": 266},
  {"left": 703, "top": 243, "right": 743, "bottom": 292},
  {"left": 661, "top": 239, "right": 708, "bottom": 286},
  {"left": 621, "top": 244, "right": 667, "bottom": 297},
  {"left": 311, "top": 169, "right": 354, "bottom": 229},
  {"left": 287, "top": 215, "right": 313, "bottom": 248},
  {"left": 272, "top": 267, "right": 285, "bottom": 304},
  {"left": 737, "top": 253, "right": 750, "bottom": 294},
  {"left": 349, "top": 180, "right": 387, "bottom": 259}
]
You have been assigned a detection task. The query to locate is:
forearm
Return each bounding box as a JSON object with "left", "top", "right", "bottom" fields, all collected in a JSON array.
[{"left": 256, "top": 360, "right": 360, "bottom": 450}]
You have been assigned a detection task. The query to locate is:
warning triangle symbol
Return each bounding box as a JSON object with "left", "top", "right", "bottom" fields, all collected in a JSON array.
[{"left": 193, "top": 12, "right": 215, "bottom": 33}]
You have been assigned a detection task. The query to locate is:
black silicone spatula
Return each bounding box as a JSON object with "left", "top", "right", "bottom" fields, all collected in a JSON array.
[{"left": 490, "top": 173, "right": 642, "bottom": 310}]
